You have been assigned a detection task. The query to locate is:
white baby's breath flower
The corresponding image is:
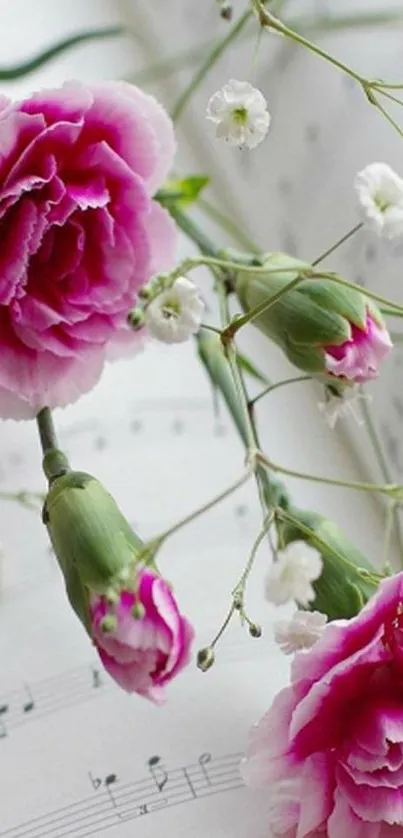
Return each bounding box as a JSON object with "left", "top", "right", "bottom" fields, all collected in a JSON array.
[
  {"left": 265, "top": 542, "right": 323, "bottom": 607},
  {"left": 354, "top": 162, "right": 403, "bottom": 238},
  {"left": 144, "top": 277, "right": 204, "bottom": 344},
  {"left": 274, "top": 609, "right": 327, "bottom": 655},
  {"left": 206, "top": 79, "right": 271, "bottom": 150}
]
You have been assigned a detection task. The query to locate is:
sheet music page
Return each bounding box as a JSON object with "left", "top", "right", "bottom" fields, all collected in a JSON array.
[{"left": 0, "top": 271, "right": 291, "bottom": 838}]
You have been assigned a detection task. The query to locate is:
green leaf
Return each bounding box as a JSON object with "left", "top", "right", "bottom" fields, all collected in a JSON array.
[
  {"left": 156, "top": 175, "right": 210, "bottom": 208},
  {"left": 0, "top": 27, "right": 124, "bottom": 80},
  {"left": 236, "top": 353, "right": 271, "bottom": 386},
  {"left": 196, "top": 328, "right": 249, "bottom": 447}
]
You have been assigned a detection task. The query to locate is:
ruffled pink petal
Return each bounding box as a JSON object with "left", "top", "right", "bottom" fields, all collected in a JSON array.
[{"left": 328, "top": 791, "right": 381, "bottom": 838}]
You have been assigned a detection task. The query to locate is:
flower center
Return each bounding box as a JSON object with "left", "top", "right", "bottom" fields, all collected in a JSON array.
[
  {"left": 375, "top": 192, "right": 393, "bottom": 213},
  {"left": 232, "top": 106, "right": 248, "bottom": 125},
  {"left": 161, "top": 298, "right": 181, "bottom": 320}
]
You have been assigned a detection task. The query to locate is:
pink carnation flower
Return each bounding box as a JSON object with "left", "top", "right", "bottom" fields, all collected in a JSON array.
[
  {"left": 0, "top": 81, "right": 177, "bottom": 418},
  {"left": 243, "top": 572, "right": 403, "bottom": 837},
  {"left": 324, "top": 312, "right": 392, "bottom": 384},
  {"left": 91, "top": 569, "right": 194, "bottom": 703}
]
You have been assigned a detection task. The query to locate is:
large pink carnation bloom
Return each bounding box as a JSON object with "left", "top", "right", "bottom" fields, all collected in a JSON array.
[
  {"left": 0, "top": 81, "right": 177, "bottom": 418},
  {"left": 243, "top": 573, "right": 403, "bottom": 838},
  {"left": 91, "top": 569, "right": 194, "bottom": 704}
]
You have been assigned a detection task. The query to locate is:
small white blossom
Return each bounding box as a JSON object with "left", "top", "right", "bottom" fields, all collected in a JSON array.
[
  {"left": 274, "top": 609, "right": 327, "bottom": 655},
  {"left": 317, "top": 387, "right": 372, "bottom": 430},
  {"left": 265, "top": 542, "right": 323, "bottom": 607},
  {"left": 144, "top": 277, "right": 204, "bottom": 344},
  {"left": 354, "top": 162, "right": 403, "bottom": 238},
  {"left": 206, "top": 79, "right": 271, "bottom": 150}
]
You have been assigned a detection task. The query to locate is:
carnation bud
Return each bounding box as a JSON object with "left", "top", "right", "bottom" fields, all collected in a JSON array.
[
  {"left": 127, "top": 308, "right": 144, "bottom": 330},
  {"left": 236, "top": 253, "right": 391, "bottom": 385},
  {"left": 249, "top": 623, "right": 262, "bottom": 638},
  {"left": 220, "top": 2, "right": 233, "bottom": 19},
  {"left": 197, "top": 646, "right": 215, "bottom": 672},
  {"left": 43, "top": 470, "right": 143, "bottom": 630}
]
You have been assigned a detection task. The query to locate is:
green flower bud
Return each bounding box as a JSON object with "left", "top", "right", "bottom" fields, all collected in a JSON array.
[
  {"left": 235, "top": 253, "right": 384, "bottom": 383},
  {"left": 43, "top": 471, "right": 143, "bottom": 630},
  {"left": 276, "top": 505, "right": 382, "bottom": 621}
]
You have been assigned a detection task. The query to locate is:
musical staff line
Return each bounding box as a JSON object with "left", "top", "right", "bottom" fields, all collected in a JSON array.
[
  {"left": 0, "top": 664, "right": 112, "bottom": 739},
  {"left": 0, "top": 752, "right": 244, "bottom": 838}
]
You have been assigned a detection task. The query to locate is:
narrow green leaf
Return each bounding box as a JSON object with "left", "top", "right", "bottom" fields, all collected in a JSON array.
[
  {"left": 236, "top": 353, "right": 271, "bottom": 386},
  {"left": 156, "top": 175, "right": 210, "bottom": 208},
  {"left": 0, "top": 27, "right": 124, "bottom": 80},
  {"left": 196, "top": 328, "right": 249, "bottom": 447}
]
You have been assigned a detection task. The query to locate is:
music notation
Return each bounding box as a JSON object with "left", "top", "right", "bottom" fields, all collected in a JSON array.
[
  {"left": 0, "top": 752, "right": 244, "bottom": 838},
  {"left": 0, "top": 664, "right": 111, "bottom": 739}
]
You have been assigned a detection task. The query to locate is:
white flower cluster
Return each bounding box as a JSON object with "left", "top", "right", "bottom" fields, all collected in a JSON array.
[
  {"left": 206, "top": 79, "right": 271, "bottom": 149},
  {"left": 265, "top": 542, "right": 323, "bottom": 607},
  {"left": 355, "top": 162, "right": 403, "bottom": 239},
  {"left": 144, "top": 276, "right": 204, "bottom": 344},
  {"left": 274, "top": 609, "right": 327, "bottom": 655}
]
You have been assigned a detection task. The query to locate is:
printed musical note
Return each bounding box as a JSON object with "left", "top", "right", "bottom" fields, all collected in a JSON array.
[
  {"left": 199, "top": 753, "right": 212, "bottom": 786},
  {"left": 148, "top": 755, "right": 168, "bottom": 792},
  {"left": 1, "top": 752, "right": 244, "bottom": 837},
  {"left": 22, "top": 684, "right": 35, "bottom": 714},
  {"left": 0, "top": 662, "right": 112, "bottom": 740}
]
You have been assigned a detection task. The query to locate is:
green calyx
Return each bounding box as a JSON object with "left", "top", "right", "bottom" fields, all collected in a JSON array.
[
  {"left": 44, "top": 470, "right": 144, "bottom": 632},
  {"left": 235, "top": 253, "right": 372, "bottom": 379}
]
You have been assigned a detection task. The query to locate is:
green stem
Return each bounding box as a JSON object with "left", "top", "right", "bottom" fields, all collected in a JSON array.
[
  {"left": 168, "top": 205, "right": 222, "bottom": 258},
  {"left": 171, "top": 8, "right": 252, "bottom": 121},
  {"left": 312, "top": 222, "right": 363, "bottom": 267},
  {"left": 359, "top": 392, "right": 403, "bottom": 562},
  {"left": 370, "top": 93, "right": 403, "bottom": 139},
  {"left": 36, "top": 407, "right": 59, "bottom": 454},
  {"left": 250, "top": 375, "right": 311, "bottom": 407},
  {"left": 221, "top": 275, "right": 304, "bottom": 341},
  {"left": 257, "top": 451, "right": 400, "bottom": 498},
  {"left": 234, "top": 511, "right": 274, "bottom": 595},
  {"left": 145, "top": 469, "right": 252, "bottom": 551},
  {"left": 0, "top": 490, "right": 45, "bottom": 510},
  {"left": 275, "top": 506, "right": 384, "bottom": 582},
  {"left": 252, "top": 0, "right": 365, "bottom": 84},
  {"left": 225, "top": 344, "right": 258, "bottom": 453}
]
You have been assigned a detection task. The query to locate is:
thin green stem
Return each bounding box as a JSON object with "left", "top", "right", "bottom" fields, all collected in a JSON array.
[
  {"left": 36, "top": 407, "right": 59, "bottom": 454},
  {"left": 275, "top": 506, "right": 384, "bottom": 582},
  {"left": 0, "top": 490, "right": 45, "bottom": 510},
  {"left": 222, "top": 275, "right": 303, "bottom": 342},
  {"left": 225, "top": 344, "right": 258, "bottom": 453},
  {"left": 375, "top": 88, "right": 403, "bottom": 108},
  {"left": 359, "top": 393, "right": 391, "bottom": 484},
  {"left": 145, "top": 469, "right": 252, "bottom": 550},
  {"left": 168, "top": 206, "right": 222, "bottom": 258},
  {"left": 257, "top": 451, "right": 400, "bottom": 498},
  {"left": 312, "top": 223, "right": 363, "bottom": 267},
  {"left": 164, "top": 251, "right": 403, "bottom": 320},
  {"left": 370, "top": 94, "right": 403, "bottom": 139},
  {"left": 209, "top": 603, "right": 236, "bottom": 648},
  {"left": 234, "top": 512, "right": 274, "bottom": 595},
  {"left": 250, "top": 375, "right": 311, "bottom": 408},
  {"left": 382, "top": 503, "right": 396, "bottom": 569},
  {"left": 171, "top": 8, "right": 252, "bottom": 121},
  {"left": 252, "top": 0, "right": 365, "bottom": 84},
  {"left": 359, "top": 392, "right": 403, "bottom": 562}
]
